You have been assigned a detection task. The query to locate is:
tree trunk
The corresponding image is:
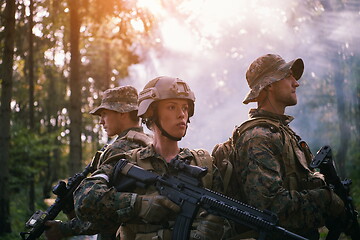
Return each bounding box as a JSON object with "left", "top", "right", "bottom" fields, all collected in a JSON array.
[
  {"left": 68, "top": 0, "right": 83, "bottom": 175},
  {"left": 104, "top": 42, "right": 111, "bottom": 90},
  {"left": 0, "top": 0, "right": 16, "bottom": 234},
  {"left": 320, "top": 0, "right": 349, "bottom": 178},
  {"left": 28, "top": 0, "right": 36, "bottom": 213},
  {"left": 334, "top": 58, "right": 350, "bottom": 178}
]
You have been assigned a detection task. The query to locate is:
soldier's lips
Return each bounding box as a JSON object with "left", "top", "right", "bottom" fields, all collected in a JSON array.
[{"left": 177, "top": 122, "right": 186, "bottom": 127}]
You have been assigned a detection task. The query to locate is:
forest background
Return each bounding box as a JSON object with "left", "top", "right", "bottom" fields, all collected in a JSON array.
[{"left": 1, "top": 0, "right": 359, "bottom": 239}]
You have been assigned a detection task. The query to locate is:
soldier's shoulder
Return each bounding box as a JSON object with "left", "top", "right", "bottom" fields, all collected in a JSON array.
[
  {"left": 98, "top": 144, "right": 142, "bottom": 167},
  {"left": 108, "top": 137, "right": 144, "bottom": 152},
  {"left": 235, "top": 123, "right": 277, "bottom": 138},
  {"left": 233, "top": 119, "right": 281, "bottom": 144}
]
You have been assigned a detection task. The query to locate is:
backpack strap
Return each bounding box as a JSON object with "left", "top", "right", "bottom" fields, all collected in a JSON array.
[
  {"left": 190, "top": 149, "right": 213, "bottom": 188},
  {"left": 212, "top": 140, "right": 234, "bottom": 193},
  {"left": 121, "top": 130, "right": 153, "bottom": 147},
  {"left": 221, "top": 157, "right": 233, "bottom": 194}
]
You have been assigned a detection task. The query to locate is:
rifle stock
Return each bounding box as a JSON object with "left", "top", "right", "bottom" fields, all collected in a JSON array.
[
  {"left": 310, "top": 145, "right": 360, "bottom": 240},
  {"left": 113, "top": 157, "right": 308, "bottom": 240}
]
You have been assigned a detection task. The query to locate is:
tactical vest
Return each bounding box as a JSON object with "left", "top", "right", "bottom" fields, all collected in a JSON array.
[
  {"left": 213, "top": 118, "right": 326, "bottom": 239},
  {"left": 130, "top": 148, "right": 213, "bottom": 189},
  {"left": 118, "top": 148, "right": 214, "bottom": 240},
  {"left": 232, "top": 117, "right": 324, "bottom": 192}
]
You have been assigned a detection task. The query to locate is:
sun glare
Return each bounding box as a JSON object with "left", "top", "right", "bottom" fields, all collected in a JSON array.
[
  {"left": 136, "top": 0, "right": 165, "bottom": 15},
  {"left": 134, "top": 0, "right": 293, "bottom": 53},
  {"left": 131, "top": 18, "right": 145, "bottom": 32}
]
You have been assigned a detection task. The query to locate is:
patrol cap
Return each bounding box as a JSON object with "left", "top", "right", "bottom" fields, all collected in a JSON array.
[
  {"left": 243, "top": 54, "right": 304, "bottom": 104},
  {"left": 90, "top": 86, "right": 138, "bottom": 115},
  {"left": 138, "top": 76, "right": 195, "bottom": 117}
]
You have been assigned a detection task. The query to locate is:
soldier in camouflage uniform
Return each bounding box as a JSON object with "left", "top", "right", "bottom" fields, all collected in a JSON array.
[
  {"left": 45, "top": 86, "right": 152, "bottom": 240},
  {"left": 73, "top": 76, "right": 225, "bottom": 240},
  {"left": 227, "top": 54, "right": 346, "bottom": 239}
]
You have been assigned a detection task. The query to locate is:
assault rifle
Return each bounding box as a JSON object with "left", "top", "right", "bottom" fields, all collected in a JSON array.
[
  {"left": 20, "top": 152, "right": 101, "bottom": 240},
  {"left": 112, "top": 157, "right": 308, "bottom": 240},
  {"left": 310, "top": 145, "right": 360, "bottom": 240}
]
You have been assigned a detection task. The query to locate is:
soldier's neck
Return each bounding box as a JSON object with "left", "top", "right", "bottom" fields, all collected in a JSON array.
[{"left": 153, "top": 135, "right": 180, "bottom": 163}]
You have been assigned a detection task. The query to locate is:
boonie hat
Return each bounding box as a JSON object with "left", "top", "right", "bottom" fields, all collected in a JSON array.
[
  {"left": 243, "top": 54, "right": 304, "bottom": 104},
  {"left": 90, "top": 85, "right": 138, "bottom": 115}
]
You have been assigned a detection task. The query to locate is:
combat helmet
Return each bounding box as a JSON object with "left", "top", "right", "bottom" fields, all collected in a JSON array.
[{"left": 138, "top": 76, "right": 195, "bottom": 141}]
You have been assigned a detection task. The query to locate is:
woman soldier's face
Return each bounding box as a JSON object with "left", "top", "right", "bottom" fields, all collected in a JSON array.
[{"left": 157, "top": 98, "right": 189, "bottom": 139}]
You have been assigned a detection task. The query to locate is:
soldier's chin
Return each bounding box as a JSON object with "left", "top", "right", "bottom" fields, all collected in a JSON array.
[
  {"left": 107, "top": 132, "right": 116, "bottom": 137},
  {"left": 172, "top": 131, "right": 186, "bottom": 139},
  {"left": 288, "top": 99, "right": 297, "bottom": 106}
]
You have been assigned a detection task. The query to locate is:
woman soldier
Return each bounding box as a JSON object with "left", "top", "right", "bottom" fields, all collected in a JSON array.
[{"left": 74, "top": 76, "right": 224, "bottom": 240}]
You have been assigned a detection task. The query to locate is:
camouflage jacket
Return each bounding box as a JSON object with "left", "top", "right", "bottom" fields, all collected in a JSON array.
[
  {"left": 73, "top": 145, "right": 223, "bottom": 240},
  {"left": 232, "top": 109, "right": 335, "bottom": 238},
  {"left": 60, "top": 127, "right": 151, "bottom": 238}
]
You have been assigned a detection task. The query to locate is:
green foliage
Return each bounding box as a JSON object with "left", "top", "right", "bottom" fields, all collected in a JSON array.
[
  {"left": 3, "top": 0, "right": 159, "bottom": 235},
  {"left": 347, "top": 141, "right": 360, "bottom": 209},
  {"left": 1, "top": 185, "right": 69, "bottom": 240},
  {"left": 9, "top": 122, "right": 64, "bottom": 192}
]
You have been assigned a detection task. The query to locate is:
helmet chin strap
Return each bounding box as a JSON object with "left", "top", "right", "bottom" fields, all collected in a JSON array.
[
  {"left": 152, "top": 111, "right": 189, "bottom": 141},
  {"left": 153, "top": 118, "right": 183, "bottom": 141}
]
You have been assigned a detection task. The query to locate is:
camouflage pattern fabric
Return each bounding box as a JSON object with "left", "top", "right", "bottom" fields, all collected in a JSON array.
[
  {"left": 243, "top": 54, "right": 304, "bottom": 104},
  {"left": 60, "top": 127, "right": 150, "bottom": 239},
  {"left": 74, "top": 145, "right": 223, "bottom": 240},
  {"left": 90, "top": 85, "right": 138, "bottom": 116},
  {"left": 232, "top": 109, "right": 338, "bottom": 238},
  {"left": 97, "top": 127, "right": 151, "bottom": 166}
]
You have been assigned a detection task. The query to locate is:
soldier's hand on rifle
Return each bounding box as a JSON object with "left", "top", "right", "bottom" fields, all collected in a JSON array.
[
  {"left": 191, "top": 211, "right": 225, "bottom": 240},
  {"left": 134, "top": 193, "right": 180, "bottom": 224},
  {"left": 44, "top": 220, "right": 64, "bottom": 240}
]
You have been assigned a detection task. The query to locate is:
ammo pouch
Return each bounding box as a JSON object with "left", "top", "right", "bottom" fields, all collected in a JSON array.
[{"left": 118, "top": 222, "right": 174, "bottom": 240}]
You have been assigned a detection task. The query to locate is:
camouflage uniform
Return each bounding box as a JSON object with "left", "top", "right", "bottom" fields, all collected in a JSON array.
[
  {"left": 60, "top": 127, "right": 151, "bottom": 238},
  {"left": 74, "top": 77, "right": 224, "bottom": 240},
  {"left": 232, "top": 109, "right": 341, "bottom": 239},
  {"left": 223, "top": 54, "right": 344, "bottom": 239},
  {"left": 89, "top": 86, "right": 139, "bottom": 116},
  {"left": 74, "top": 144, "right": 223, "bottom": 240},
  {"left": 56, "top": 86, "right": 152, "bottom": 239}
]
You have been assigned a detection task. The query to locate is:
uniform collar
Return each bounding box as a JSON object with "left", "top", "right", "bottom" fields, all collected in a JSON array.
[
  {"left": 137, "top": 145, "right": 194, "bottom": 162},
  {"left": 117, "top": 126, "right": 144, "bottom": 139},
  {"left": 249, "top": 108, "right": 294, "bottom": 125}
]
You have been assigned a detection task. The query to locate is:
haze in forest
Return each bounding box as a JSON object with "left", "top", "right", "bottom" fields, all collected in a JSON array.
[{"left": 118, "top": 0, "right": 360, "bottom": 152}]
